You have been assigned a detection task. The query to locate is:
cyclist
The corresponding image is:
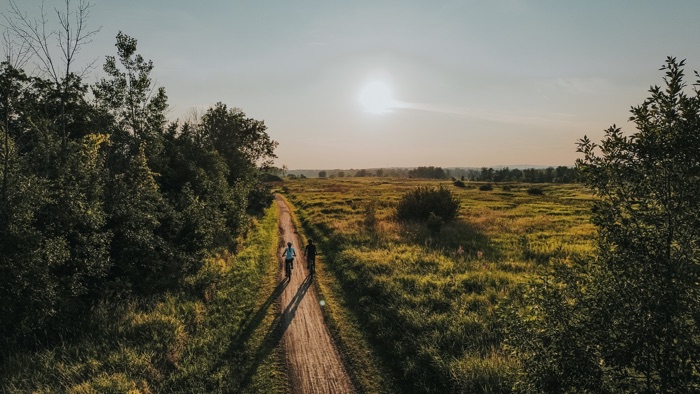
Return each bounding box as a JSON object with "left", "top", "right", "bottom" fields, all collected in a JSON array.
[
  {"left": 304, "top": 239, "right": 317, "bottom": 275},
  {"left": 282, "top": 242, "right": 296, "bottom": 277}
]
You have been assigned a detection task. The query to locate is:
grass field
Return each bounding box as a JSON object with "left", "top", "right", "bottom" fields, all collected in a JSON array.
[{"left": 281, "top": 177, "right": 596, "bottom": 393}]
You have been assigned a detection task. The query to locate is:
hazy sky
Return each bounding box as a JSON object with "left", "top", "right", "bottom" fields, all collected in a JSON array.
[{"left": 7, "top": 1, "right": 700, "bottom": 169}]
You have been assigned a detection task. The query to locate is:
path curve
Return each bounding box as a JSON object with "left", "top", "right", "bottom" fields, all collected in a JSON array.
[{"left": 275, "top": 195, "right": 354, "bottom": 394}]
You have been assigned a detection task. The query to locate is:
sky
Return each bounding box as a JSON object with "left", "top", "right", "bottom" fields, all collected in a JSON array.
[{"left": 6, "top": 0, "right": 700, "bottom": 169}]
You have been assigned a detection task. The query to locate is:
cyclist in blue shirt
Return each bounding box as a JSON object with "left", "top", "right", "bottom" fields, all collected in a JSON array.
[{"left": 282, "top": 242, "right": 296, "bottom": 270}]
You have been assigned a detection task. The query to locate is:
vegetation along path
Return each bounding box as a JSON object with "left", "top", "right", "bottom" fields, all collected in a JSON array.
[{"left": 275, "top": 195, "right": 355, "bottom": 393}]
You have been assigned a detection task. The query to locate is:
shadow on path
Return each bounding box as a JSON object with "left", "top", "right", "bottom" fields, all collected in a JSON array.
[{"left": 235, "top": 275, "right": 313, "bottom": 391}]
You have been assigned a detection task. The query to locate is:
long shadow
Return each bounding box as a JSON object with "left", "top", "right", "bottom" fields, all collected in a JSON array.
[
  {"left": 227, "top": 279, "right": 289, "bottom": 350},
  {"left": 280, "top": 275, "right": 313, "bottom": 332},
  {"left": 235, "top": 274, "right": 314, "bottom": 391}
]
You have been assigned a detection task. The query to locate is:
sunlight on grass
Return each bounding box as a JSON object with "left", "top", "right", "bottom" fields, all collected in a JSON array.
[{"left": 282, "top": 177, "right": 596, "bottom": 392}]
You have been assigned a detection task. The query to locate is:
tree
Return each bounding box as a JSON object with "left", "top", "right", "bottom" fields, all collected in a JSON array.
[
  {"left": 506, "top": 57, "right": 700, "bottom": 392},
  {"left": 93, "top": 31, "right": 168, "bottom": 167},
  {"left": 318, "top": 170, "right": 326, "bottom": 178},
  {"left": 396, "top": 186, "right": 459, "bottom": 222},
  {"left": 106, "top": 146, "right": 172, "bottom": 293},
  {"left": 407, "top": 166, "right": 447, "bottom": 179},
  {"left": 198, "top": 102, "right": 277, "bottom": 184},
  {"left": 5, "top": 0, "right": 100, "bottom": 153}
]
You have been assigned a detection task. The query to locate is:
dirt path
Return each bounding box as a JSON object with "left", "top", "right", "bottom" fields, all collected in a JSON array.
[{"left": 275, "top": 195, "right": 354, "bottom": 394}]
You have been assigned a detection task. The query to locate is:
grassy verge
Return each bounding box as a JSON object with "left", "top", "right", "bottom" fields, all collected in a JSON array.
[
  {"left": 277, "top": 193, "right": 393, "bottom": 394},
  {"left": 0, "top": 204, "right": 284, "bottom": 393}
]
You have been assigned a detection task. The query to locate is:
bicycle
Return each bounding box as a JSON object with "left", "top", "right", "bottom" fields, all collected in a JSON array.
[
  {"left": 307, "top": 257, "right": 315, "bottom": 276},
  {"left": 285, "top": 259, "right": 293, "bottom": 278}
]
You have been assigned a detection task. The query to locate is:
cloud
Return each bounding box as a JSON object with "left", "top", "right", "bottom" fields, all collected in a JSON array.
[
  {"left": 549, "top": 77, "right": 614, "bottom": 95},
  {"left": 394, "top": 101, "right": 578, "bottom": 129}
]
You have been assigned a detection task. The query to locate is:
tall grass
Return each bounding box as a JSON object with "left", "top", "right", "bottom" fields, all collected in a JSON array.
[
  {"left": 0, "top": 205, "right": 284, "bottom": 393},
  {"left": 283, "top": 177, "right": 595, "bottom": 393}
]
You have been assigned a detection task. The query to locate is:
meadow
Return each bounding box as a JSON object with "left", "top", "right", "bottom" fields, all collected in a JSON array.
[{"left": 282, "top": 177, "right": 597, "bottom": 393}]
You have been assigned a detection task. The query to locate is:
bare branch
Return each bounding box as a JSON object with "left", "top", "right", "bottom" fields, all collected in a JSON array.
[
  {"left": 1, "top": 28, "right": 31, "bottom": 69},
  {"left": 4, "top": 0, "right": 101, "bottom": 83}
]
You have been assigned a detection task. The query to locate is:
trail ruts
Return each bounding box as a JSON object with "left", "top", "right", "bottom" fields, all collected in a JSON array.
[{"left": 275, "top": 194, "right": 354, "bottom": 394}]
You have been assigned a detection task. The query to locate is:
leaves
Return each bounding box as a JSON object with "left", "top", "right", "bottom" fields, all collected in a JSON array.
[{"left": 509, "top": 57, "right": 700, "bottom": 392}]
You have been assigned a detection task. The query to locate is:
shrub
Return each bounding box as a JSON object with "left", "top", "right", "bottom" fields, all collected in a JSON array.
[
  {"left": 453, "top": 180, "right": 466, "bottom": 188},
  {"left": 396, "top": 186, "right": 459, "bottom": 222},
  {"left": 426, "top": 212, "right": 445, "bottom": 234},
  {"left": 527, "top": 187, "right": 544, "bottom": 195},
  {"left": 479, "top": 184, "right": 493, "bottom": 191},
  {"left": 502, "top": 185, "right": 512, "bottom": 192}
]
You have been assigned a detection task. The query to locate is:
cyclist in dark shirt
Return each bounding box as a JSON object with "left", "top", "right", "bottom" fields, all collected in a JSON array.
[{"left": 304, "top": 239, "right": 317, "bottom": 275}]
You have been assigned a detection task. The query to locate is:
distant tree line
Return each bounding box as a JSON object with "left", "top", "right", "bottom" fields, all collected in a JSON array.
[
  {"left": 456, "top": 166, "right": 578, "bottom": 183},
  {"left": 287, "top": 165, "right": 578, "bottom": 182},
  {"left": 0, "top": 31, "right": 276, "bottom": 351}
]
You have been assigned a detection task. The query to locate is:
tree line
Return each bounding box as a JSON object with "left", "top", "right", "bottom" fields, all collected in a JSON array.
[
  {"left": 0, "top": 29, "right": 276, "bottom": 352},
  {"left": 290, "top": 165, "right": 579, "bottom": 182}
]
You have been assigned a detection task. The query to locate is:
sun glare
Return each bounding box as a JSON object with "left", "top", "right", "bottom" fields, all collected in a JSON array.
[{"left": 358, "top": 81, "right": 397, "bottom": 114}]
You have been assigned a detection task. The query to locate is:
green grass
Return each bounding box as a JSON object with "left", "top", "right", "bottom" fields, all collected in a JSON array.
[
  {"left": 282, "top": 177, "right": 596, "bottom": 393},
  {"left": 0, "top": 204, "right": 285, "bottom": 393}
]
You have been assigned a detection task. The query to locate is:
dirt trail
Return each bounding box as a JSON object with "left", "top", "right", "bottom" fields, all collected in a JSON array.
[{"left": 275, "top": 195, "right": 354, "bottom": 394}]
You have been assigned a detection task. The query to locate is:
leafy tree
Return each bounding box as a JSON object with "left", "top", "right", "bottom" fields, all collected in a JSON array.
[
  {"left": 198, "top": 102, "right": 277, "bottom": 184},
  {"left": 0, "top": 134, "right": 55, "bottom": 348},
  {"left": 318, "top": 170, "right": 326, "bottom": 178},
  {"left": 355, "top": 169, "right": 370, "bottom": 177},
  {"left": 506, "top": 57, "right": 700, "bottom": 393},
  {"left": 44, "top": 134, "right": 111, "bottom": 320},
  {"left": 106, "top": 146, "right": 173, "bottom": 293},
  {"left": 396, "top": 186, "right": 459, "bottom": 222},
  {"left": 408, "top": 166, "right": 447, "bottom": 179},
  {"left": 93, "top": 31, "right": 168, "bottom": 171}
]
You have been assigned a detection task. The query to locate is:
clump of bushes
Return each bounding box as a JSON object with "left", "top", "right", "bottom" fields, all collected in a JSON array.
[
  {"left": 426, "top": 212, "right": 445, "bottom": 234},
  {"left": 396, "top": 186, "right": 459, "bottom": 222},
  {"left": 527, "top": 187, "right": 544, "bottom": 195},
  {"left": 479, "top": 184, "right": 493, "bottom": 191},
  {"left": 453, "top": 179, "right": 466, "bottom": 188}
]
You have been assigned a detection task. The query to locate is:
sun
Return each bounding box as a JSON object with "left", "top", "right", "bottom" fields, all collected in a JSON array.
[{"left": 358, "top": 81, "right": 397, "bottom": 114}]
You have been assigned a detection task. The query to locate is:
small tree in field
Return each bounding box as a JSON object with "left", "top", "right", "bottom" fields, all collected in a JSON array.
[
  {"left": 506, "top": 57, "right": 700, "bottom": 393},
  {"left": 396, "top": 186, "right": 459, "bottom": 223}
]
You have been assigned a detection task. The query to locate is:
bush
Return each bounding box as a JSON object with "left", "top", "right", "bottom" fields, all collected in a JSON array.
[
  {"left": 396, "top": 186, "right": 459, "bottom": 222},
  {"left": 453, "top": 180, "right": 466, "bottom": 188},
  {"left": 527, "top": 187, "right": 544, "bottom": 195},
  {"left": 426, "top": 212, "right": 445, "bottom": 234},
  {"left": 479, "top": 184, "right": 493, "bottom": 191}
]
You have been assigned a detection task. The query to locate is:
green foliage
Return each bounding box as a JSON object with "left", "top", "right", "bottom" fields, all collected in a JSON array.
[
  {"left": 396, "top": 186, "right": 459, "bottom": 222},
  {"left": 509, "top": 57, "right": 700, "bottom": 392},
  {"left": 0, "top": 30, "right": 278, "bottom": 355},
  {"left": 408, "top": 165, "right": 448, "bottom": 179},
  {"left": 479, "top": 183, "right": 493, "bottom": 191},
  {"left": 426, "top": 211, "right": 444, "bottom": 234},
  {"left": 453, "top": 179, "right": 466, "bottom": 188},
  {"left": 199, "top": 102, "right": 277, "bottom": 184},
  {"left": 0, "top": 206, "right": 284, "bottom": 393}
]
